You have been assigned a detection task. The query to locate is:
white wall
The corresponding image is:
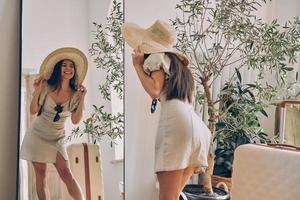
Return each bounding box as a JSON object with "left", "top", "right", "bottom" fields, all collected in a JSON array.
[
  {"left": 22, "top": 0, "right": 90, "bottom": 71},
  {"left": 268, "top": 0, "right": 300, "bottom": 24},
  {"left": 0, "top": 0, "right": 20, "bottom": 199}
]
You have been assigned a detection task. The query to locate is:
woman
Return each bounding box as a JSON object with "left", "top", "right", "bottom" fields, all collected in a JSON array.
[
  {"left": 122, "top": 20, "right": 211, "bottom": 200},
  {"left": 20, "top": 47, "right": 88, "bottom": 200}
]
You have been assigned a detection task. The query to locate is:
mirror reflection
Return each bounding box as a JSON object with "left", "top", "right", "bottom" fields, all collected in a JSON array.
[{"left": 19, "top": 0, "right": 124, "bottom": 200}]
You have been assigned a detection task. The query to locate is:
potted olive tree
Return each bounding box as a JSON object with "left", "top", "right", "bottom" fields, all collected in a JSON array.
[
  {"left": 172, "top": 0, "right": 300, "bottom": 196},
  {"left": 69, "top": 0, "right": 124, "bottom": 145}
]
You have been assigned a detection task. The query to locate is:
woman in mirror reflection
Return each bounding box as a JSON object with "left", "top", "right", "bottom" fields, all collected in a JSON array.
[
  {"left": 20, "top": 47, "right": 88, "bottom": 200},
  {"left": 122, "top": 20, "right": 211, "bottom": 200}
]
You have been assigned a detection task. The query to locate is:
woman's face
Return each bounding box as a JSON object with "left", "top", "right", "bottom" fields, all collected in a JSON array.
[{"left": 61, "top": 59, "right": 75, "bottom": 80}]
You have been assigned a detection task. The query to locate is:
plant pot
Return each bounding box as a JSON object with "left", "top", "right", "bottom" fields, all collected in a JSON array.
[{"left": 181, "top": 184, "right": 230, "bottom": 200}]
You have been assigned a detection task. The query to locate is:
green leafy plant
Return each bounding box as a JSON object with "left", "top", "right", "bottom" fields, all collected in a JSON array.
[
  {"left": 68, "top": 0, "right": 124, "bottom": 145},
  {"left": 172, "top": 0, "right": 300, "bottom": 194},
  {"left": 214, "top": 78, "right": 271, "bottom": 177},
  {"left": 90, "top": 0, "right": 124, "bottom": 101}
]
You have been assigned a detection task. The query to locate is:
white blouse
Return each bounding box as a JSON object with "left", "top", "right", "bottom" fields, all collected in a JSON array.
[{"left": 143, "top": 53, "right": 171, "bottom": 77}]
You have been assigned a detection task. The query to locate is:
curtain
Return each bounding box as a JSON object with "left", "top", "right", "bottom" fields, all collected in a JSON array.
[
  {"left": 24, "top": 74, "right": 37, "bottom": 128},
  {"left": 20, "top": 74, "right": 38, "bottom": 200}
]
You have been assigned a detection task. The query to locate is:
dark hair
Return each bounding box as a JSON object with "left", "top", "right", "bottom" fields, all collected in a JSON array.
[
  {"left": 144, "top": 53, "right": 150, "bottom": 60},
  {"left": 165, "top": 53, "right": 194, "bottom": 103},
  {"left": 47, "top": 59, "right": 77, "bottom": 91}
]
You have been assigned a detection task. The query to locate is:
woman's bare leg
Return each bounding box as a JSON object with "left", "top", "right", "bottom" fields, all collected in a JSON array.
[
  {"left": 157, "top": 169, "right": 184, "bottom": 200},
  {"left": 54, "top": 153, "right": 83, "bottom": 200},
  {"left": 32, "top": 162, "right": 49, "bottom": 200},
  {"left": 180, "top": 167, "right": 196, "bottom": 191}
]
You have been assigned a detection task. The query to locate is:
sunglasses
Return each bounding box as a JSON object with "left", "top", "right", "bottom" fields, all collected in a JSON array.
[
  {"left": 53, "top": 105, "right": 64, "bottom": 122},
  {"left": 151, "top": 99, "right": 158, "bottom": 114}
]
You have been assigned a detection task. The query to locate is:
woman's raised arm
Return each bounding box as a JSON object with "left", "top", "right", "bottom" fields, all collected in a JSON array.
[{"left": 30, "top": 77, "right": 44, "bottom": 114}]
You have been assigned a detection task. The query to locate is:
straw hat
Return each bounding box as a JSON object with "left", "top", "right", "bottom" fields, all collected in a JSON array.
[
  {"left": 121, "top": 19, "right": 189, "bottom": 66},
  {"left": 39, "top": 47, "right": 88, "bottom": 85}
]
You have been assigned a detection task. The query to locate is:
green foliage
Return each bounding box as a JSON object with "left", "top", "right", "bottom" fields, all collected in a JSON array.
[
  {"left": 69, "top": 0, "right": 124, "bottom": 144},
  {"left": 70, "top": 105, "right": 124, "bottom": 146},
  {"left": 171, "top": 0, "right": 300, "bottom": 183},
  {"left": 172, "top": 0, "right": 300, "bottom": 107},
  {"left": 90, "top": 0, "right": 124, "bottom": 100},
  {"left": 214, "top": 78, "right": 271, "bottom": 177}
]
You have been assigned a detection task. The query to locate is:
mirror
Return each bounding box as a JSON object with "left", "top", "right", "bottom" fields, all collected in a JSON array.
[{"left": 18, "top": 0, "right": 124, "bottom": 200}]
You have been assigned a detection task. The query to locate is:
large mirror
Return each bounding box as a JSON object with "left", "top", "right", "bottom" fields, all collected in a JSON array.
[{"left": 18, "top": 0, "right": 124, "bottom": 200}]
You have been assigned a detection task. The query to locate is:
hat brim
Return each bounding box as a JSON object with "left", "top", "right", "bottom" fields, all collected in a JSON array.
[
  {"left": 39, "top": 47, "right": 88, "bottom": 85},
  {"left": 121, "top": 22, "right": 189, "bottom": 66}
]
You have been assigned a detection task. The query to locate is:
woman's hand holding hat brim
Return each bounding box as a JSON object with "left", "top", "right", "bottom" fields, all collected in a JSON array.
[
  {"left": 77, "top": 85, "right": 87, "bottom": 99},
  {"left": 122, "top": 20, "right": 190, "bottom": 66},
  {"left": 132, "top": 47, "right": 145, "bottom": 69},
  {"left": 33, "top": 76, "right": 45, "bottom": 94}
]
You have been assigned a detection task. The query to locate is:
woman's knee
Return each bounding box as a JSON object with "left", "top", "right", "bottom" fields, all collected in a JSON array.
[
  {"left": 33, "top": 163, "right": 47, "bottom": 178},
  {"left": 182, "top": 167, "right": 195, "bottom": 180},
  {"left": 184, "top": 166, "right": 196, "bottom": 174}
]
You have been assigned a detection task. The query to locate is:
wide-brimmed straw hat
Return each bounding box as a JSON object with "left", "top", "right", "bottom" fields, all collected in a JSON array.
[
  {"left": 121, "top": 19, "right": 189, "bottom": 66},
  {"left": 39, "top": 47, "right": 88, "bottom": 85}
]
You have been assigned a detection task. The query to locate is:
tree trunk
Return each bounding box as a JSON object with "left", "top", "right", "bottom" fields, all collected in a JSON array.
[
  {"left": 202, "top": 77, "right": 216, "bottom": 195},
  {"left": 203, "top": 117, "right": 216, "bottom": 195}
]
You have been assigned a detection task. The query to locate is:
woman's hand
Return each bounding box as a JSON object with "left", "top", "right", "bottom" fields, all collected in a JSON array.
[
  {"left": 132, "top": 48, "right": 145, "bottom": 68},
  {"left": 30, "top": 76, "right": 44, "bottom": 114},
  {"left": 77, "top": 85, "right": 87, "bottom": 99},
  {"left": 131, "top": 49, "right": 165, "bottom": 99},
  {"left": 72, "top": 85, "right": 86, "bottom": 124},
  {"left": 33, "top": 76, "right": 45, "bottom": 95}
]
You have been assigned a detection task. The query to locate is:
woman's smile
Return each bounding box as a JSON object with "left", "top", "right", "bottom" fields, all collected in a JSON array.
[
  {"left": 61, "top": 59, "right": 75, "bottom": 79},
  {"left": 63, "top": 70, "right": 73, "bottom": 75}
]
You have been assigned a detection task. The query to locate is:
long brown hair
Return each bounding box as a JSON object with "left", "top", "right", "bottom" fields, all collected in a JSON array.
[{"left": 165, "top": 53, "right": 194, "bottom": 103}]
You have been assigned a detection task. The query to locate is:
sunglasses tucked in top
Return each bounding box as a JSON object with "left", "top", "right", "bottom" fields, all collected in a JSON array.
[{"left": 53, "top": 104, "right": 64, "bottom": 122}]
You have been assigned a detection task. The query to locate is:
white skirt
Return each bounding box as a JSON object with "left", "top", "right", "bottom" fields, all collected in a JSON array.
[{"left": 155, "top": 99, "right": 211, "bottom": 173}]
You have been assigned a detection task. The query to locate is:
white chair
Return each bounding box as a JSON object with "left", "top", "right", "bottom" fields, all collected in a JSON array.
[{"left": 231, "top": 144, "right": 300, "bottom": 200}]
